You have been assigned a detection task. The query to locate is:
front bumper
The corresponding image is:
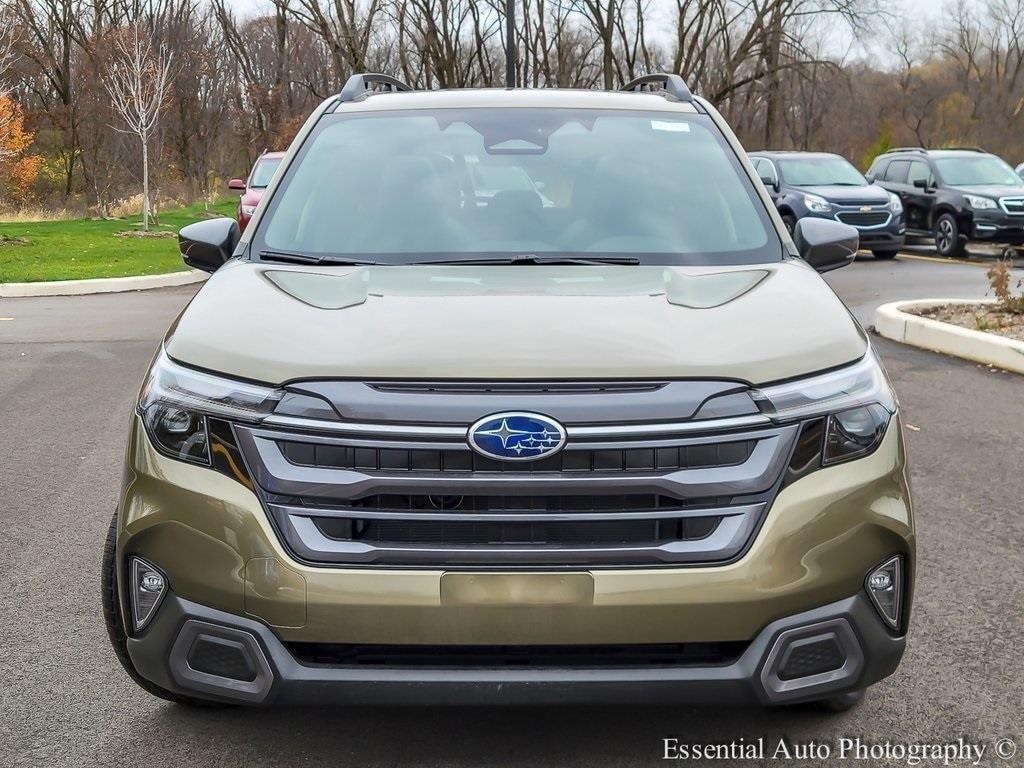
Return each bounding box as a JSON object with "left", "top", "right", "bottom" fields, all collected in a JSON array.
[
  {"left": 127, "top": 590, "right": 904, "bottom": 706},
  {"left": 971, "top": 213, "right": 1024, "bottom": 243},
  {"left": 117, "top": 413, "right": 914, "bottom": 704},
  {"left": 857, "top": 229, "right": 905, "bottom": 249}
]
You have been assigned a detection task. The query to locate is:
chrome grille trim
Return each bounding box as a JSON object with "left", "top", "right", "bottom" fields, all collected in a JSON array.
[
  {"left": 268, "top": 500, "right": 761, "bottom": 523},
  {"left": 260, "top": 412, "right": 772, "bottom": 440},
  {"left": 273, "top": 506, "right": 763, "bottom": 566}
]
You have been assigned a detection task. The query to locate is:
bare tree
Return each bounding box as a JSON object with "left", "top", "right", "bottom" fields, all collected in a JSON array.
[{"left": 102, "top": 22, "right": 173, "bottom": 230}]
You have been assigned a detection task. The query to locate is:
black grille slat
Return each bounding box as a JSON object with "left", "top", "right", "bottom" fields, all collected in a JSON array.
[
  {"left": 285, "top": 641, "right": 749, "bottom": 668},
  {"left": 280, "top": 440, "right": 757, "bottom": 474}
]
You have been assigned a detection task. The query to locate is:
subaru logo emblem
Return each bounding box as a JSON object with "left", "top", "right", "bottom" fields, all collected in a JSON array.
[{"left": 468, "top": 412, "right": 567, "bottom": 461}]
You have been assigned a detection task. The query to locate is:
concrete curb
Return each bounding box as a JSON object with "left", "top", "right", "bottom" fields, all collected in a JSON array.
[
  {"left": 875, "top": 298, "right": 1024, "bottom": 374},
  {"left": 0, "top": 269, "right": 207, "bottom": 298}
]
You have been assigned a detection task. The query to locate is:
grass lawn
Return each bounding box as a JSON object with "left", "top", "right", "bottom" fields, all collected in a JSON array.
[{"left": 0, "top": 199, "right": 237, "bottom": 283}]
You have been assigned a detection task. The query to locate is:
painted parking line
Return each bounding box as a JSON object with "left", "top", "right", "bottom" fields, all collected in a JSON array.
[{"left": 894, "top": 253, "right": 994, "bottom": 268}]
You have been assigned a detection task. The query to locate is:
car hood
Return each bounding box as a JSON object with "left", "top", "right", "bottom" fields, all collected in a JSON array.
[
  {"left": 948, "top": 184, "right": 1024, "bottom": 198},
  {"left": 165, "top": 260, "right": 866, "bottom": 385},
  {"left": 796, "top": 185, "right": 890, "bottom": 204}
]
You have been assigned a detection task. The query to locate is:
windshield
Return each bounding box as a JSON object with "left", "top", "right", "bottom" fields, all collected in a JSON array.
[
  {"left": 778, "top": 156, "right": 866, "bottom": 186},
  {"left": 256, "top": 108, "right": 779, "bottom": 266},
  {"left": 250, "top": 157, "right": 282, "bottom": 188},
  {"left": 933, "top": 156, "right": 1023, "bottom": 187}
]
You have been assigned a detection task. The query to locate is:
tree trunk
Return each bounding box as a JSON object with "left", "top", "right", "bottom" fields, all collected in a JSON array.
[{"left": 141, "top": 132, "right": 150, "bottom": 232}]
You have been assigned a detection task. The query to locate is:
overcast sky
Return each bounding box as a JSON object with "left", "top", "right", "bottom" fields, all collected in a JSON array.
[{"left": 227, "top": 0, "right": 978, "bottom": 64}]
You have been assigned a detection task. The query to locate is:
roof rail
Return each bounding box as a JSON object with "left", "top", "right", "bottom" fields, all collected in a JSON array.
[
  {"left": 938, "top": 146, "right": 986, "bottom": 152},
  {"left": 620, "top": 74, "right": 693, "bottom": 103},
  {"left": 882, "top": 147, "right": 927, "bottom": 154},
  {"left": 339, "top": 73, "right": 414, "bottom": 103}
]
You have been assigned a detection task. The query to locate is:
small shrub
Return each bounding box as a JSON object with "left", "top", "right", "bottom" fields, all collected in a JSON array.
[{"left": 986, "top": 258, "right": 1024, "bottom": 313}]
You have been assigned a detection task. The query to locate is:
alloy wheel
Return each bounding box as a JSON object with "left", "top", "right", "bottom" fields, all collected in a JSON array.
[{"left": 937, "top": 218, "right": 954, "bottom": 252}]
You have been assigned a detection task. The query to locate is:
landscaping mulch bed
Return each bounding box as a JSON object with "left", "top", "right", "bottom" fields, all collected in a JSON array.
[
  {"left": 910, "top": 304, "right": 1024, "bottom": 342},
  {"left": 113, "top": 229, "right": 177, "bottom": 239}
]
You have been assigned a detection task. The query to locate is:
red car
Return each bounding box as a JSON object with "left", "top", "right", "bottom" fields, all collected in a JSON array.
[{"left": 228, "top": 151, "right": 285, "bottom": 232}]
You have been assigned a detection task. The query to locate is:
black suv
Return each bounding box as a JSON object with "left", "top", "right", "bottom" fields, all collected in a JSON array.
[
  {"left": 867, "top": 148, "right": 1024, "bottom": 258},
  {"left": 749, "top": 151, "right": 905, "bottom": 259}
]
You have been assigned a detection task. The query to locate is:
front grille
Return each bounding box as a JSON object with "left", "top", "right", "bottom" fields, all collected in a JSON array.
[
  {"left": 234, "top": 385, "right": 798, "bottom": 568},
  {"left": 285, "top": 641, "right": 750, "bottom": 668},
  {"left": 278, "top": 440, "right": 757, "bottom": 473},
  {"left": 836, "top": 211, "right": 890, "bottom": 227},
  {"left": 1000, "top": 196, "right": 1024, "bottom": 215}
]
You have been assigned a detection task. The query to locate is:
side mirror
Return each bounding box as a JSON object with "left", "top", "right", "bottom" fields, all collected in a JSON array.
[
  {"left": 792, "top": 217, "right": 859, "bottom": 273},
  {"left": 913, "top": 178, "right": 929, "bottom": 189},
  {"left": 758, "top": 174, "right": 776, "bottom": 189},
  {"left": 865, "top": 173, "right": 876, "bottom": 183},
  {"left": 228, "top": 178, "right": 246, "bottom": 191},
  {"left": 178, "top": 217, "right": 240, "bottom": 273}
]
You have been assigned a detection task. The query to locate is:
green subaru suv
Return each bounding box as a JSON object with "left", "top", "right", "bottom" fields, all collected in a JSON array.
[{"left": 104, "top": 73, "right": 913, "bottom": 711}]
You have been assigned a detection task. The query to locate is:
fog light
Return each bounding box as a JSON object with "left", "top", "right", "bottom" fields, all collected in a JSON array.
[
  {"left": 866, "top": 556, "right": 902, "bottom": 630},
  {"left": 130, "top": 557, "right": 167, "bottom": 632},
  {"left": 868, "top": 571, "right": 892, "bottom": 591}
]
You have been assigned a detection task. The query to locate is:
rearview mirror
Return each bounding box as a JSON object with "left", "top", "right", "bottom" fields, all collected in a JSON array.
[
  {"left": 792, "top": 218, "right": 859, "bottom": 273},
  {"left": 227, "top": 178, "right": 246, "bottom": 191},
  {"left": 178, "top": 217, "right": 240, "bottom": 273}
]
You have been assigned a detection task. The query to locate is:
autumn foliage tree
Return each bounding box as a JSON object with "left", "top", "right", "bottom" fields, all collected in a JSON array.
[{"left": 0, "top": 95, "right": 41, "bottom": 203}]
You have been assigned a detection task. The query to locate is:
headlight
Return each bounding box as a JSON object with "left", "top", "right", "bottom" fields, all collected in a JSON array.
[
  {"left": 964, "top": 194, "right": 996, "bottom": 210},
  {"left": 240, "top": 204, "right": 257, "bottom": 216},
  {"left": 138, "top": 349, "right": 282, "bottom": 464},
  {"left": 803, "top": 194, "right": 831, "bottom": 214},
  {"left": 888, "top": 192, "right": 903, "bottom": 213},
  {"left": 752, "top": 350, "right": 896, "bottom": 467}
]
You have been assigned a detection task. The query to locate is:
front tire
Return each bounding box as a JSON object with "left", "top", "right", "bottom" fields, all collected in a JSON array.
[
  {"left": 934, "top": 214, "right": 967, "bottom": 258},
  {"left": 102, "top": 510, "right": 226, "bottom": 707},
  {"left": 781, "top": 214, "right": 797, "bottom": 235}
]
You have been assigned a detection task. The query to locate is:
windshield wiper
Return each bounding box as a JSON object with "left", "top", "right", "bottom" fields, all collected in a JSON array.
[
  {"left": 422, "top": 254, "right": 642, "bottom": 266},
  {"left": 259, "top": 249, "right": 379, "bottom": 266}
]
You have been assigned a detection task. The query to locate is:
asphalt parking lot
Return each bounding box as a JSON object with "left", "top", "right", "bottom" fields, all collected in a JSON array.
[{"left": 1, "top": 254, "right": 1022, "bottom": 767}]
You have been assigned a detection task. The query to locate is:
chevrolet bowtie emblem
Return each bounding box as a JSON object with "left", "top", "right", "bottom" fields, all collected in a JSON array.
[{"left": 860, "top": 206, "right": 872, "bottom": 212}]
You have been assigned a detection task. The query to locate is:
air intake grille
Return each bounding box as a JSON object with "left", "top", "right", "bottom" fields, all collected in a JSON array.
[
  {"left": 778, "top": 637, "right": 846, "bottom": 680},
  {"left": 285, "top": 641, "right": 750, "bottom": 667}
]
